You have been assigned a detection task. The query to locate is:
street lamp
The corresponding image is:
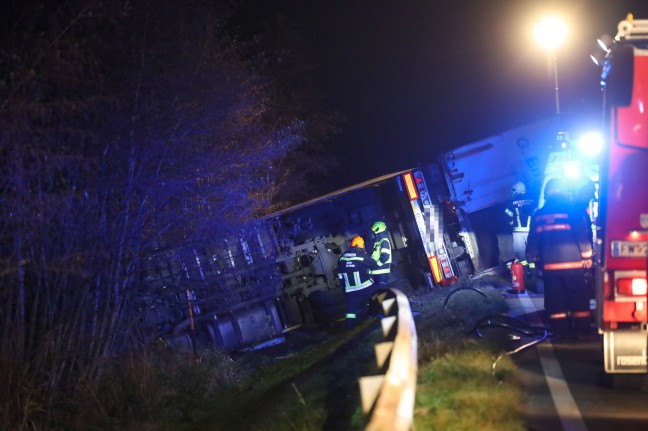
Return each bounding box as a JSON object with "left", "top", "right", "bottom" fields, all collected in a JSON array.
[{"left": 534, "top": 16, "right": 568, "bottom": 115}]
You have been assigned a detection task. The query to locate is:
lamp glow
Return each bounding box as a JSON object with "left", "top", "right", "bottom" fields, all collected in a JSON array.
[
  {"left": 535, "top": 16, "right": 567, "bottom": 115},
  {"left": 534, "top": 17, "right": 568, "bottom": 51}
]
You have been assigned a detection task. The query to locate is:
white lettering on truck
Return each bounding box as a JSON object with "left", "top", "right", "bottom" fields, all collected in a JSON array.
[{"left": 616, "top": 348, "right": 647, "bottom": 367}]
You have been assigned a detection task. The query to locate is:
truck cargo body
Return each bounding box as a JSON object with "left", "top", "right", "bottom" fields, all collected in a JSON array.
[
  {"left": 143, "top": 168, "right": 469, "bottom": 352},
  {"left": 438, "top": 117, "right": 566, "bottom": 271}
]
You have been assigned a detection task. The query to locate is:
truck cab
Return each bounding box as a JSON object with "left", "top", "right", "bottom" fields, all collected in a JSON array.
[{"left": 595, "top": 15, "right": 648, "bottom": 376}]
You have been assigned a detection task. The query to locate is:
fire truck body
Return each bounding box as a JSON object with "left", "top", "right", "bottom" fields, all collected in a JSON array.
[{"left": 597, "top": 16, "right": 648, "bottom": 374}]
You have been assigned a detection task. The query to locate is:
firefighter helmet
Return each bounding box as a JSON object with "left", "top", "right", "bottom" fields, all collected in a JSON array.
[
  {"left": 350, "top": 235, "right": 365, "bottom": 249},
  {"left": 371, "top": 221, "right": 387, "bottom": 234},
  {"left": 512, "top": 181, "right": 526, "bottom": 197},
  {"left": 544, "top": 178, "right": 567, "bottom": 198}
]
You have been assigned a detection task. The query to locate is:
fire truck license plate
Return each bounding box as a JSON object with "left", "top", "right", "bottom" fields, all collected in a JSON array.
[{"left": 611, "top": 241, "right": 648, "bottom": 257}]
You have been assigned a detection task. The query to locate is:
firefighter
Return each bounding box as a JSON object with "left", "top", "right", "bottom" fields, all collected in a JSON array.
[
  {"left": 337, "top": 235, "right": 379, "bottom": 328},
  {"left": 526, "top": 178, "right": 594, "bottom": 340},
  {"left": 370, "top": 221, "right": 392, "bottom": 284},
  {"left": 504, "top": 181, "right": 535, "bottom": 264}
]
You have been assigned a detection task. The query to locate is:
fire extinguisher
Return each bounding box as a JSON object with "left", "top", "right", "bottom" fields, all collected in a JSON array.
[{"left": 511, "top": 259, "right": 525, "bottom": 294}]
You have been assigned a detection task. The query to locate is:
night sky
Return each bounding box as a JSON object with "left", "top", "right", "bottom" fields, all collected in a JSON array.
[{"left": 236, "top": 0, "right": 648, "bottom": 192}]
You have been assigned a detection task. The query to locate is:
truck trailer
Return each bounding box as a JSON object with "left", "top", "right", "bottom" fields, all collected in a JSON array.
[{"left": 142, "top": 166, "right": 473, "bottom": 352}]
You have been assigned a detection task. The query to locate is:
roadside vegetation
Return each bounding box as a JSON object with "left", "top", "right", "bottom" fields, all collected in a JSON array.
[
  {"left": 412, "top": 277, "right": 525, "bottom": 431},
  {"left": 63, "top": 276, "right": 524, "bottom": 431}
]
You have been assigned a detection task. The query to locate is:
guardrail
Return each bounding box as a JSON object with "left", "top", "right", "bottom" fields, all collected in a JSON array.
[{"left": 359, "top": 288, "right": 418, "bottom": 431}]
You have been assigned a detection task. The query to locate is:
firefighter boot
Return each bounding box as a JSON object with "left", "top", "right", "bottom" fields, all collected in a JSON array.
[{"left": 345, "top": 313, "right": 357, "bottom": 330}]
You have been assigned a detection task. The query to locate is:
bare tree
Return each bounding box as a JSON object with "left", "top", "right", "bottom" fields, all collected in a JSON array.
[{"left": 0, "top": 1, "right": 307, "bottom": 428}]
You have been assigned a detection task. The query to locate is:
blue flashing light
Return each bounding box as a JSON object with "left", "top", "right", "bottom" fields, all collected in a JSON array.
[{"left": 563, "top": 160, "right": 581, "bottom": 178}]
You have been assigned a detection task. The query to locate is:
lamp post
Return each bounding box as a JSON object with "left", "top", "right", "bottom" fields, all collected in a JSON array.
[{"left": 534, "top": 17, "right": 568, "bottom": 115}]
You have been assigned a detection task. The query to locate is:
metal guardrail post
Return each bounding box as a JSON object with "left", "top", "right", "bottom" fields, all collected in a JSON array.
[{"left": 359, "top": 288, "right": 418, "bottom": 431}]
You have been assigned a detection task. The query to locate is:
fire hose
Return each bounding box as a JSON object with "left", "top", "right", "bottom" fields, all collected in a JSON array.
[
  {"left": 473, "top": 314, "right": 549, "bottom": 377},
  {"left": 444, "top": 286, "right": 550, "bottom": 378}
]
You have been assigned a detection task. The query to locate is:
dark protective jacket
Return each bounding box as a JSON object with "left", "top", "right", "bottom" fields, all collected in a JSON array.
[
  {"left": 504, "top": 196, "right": 535, "bottom": 232},
  {"left": 525, "top": 196, "right": 593, "bottom": 271},
  {"left": 337, "top": 246, "right": 379, "bottom": 292},
  {"left": 371, "top": 232, "right": 392, "bottom": 275}
]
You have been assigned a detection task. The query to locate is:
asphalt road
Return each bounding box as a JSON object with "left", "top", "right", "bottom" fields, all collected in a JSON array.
[{"left": 507, "top": 292, "right": 648, "bottom": 431}]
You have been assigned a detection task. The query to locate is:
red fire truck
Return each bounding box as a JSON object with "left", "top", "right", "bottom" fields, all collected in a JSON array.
[{"left": 595, "top": 15, "right": 648, "bottom": 378}]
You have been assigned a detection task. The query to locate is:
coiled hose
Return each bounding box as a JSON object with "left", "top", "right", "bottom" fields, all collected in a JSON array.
[
  {"left": 473, "top": 313, "right": 549, "bottom": 376},
  {"left": 444, "top": 285, "right": 550, "bottom": 377}
]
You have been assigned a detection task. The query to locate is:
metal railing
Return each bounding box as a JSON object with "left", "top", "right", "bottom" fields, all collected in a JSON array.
[{"left": 359, "top": 288, "right": 418, "bottom": 431}]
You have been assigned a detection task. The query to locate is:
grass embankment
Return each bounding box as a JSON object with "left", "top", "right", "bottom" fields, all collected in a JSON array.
[
  {"left": 411, "top": 278, "right": 525, "bottom": 431},
  {"left": 90, "top": 277, "right": 525, "bottom": 431},
  {"left": 164, "top": 321, "right": 384, "bottom": 431}
]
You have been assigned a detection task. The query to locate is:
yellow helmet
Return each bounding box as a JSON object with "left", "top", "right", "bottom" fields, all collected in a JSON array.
[
  {"left": 371, "top": 221, "right": 387, "bottom": 234},
  {"left": 350, "top": 235, "right": 365, "bottom": 249}
]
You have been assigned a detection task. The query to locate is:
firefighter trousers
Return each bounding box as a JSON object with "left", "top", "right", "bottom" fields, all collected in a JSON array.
[
  {"left": 544, "top": 270, "right": 592, "bottom": 338},
  {"left": 344, "top": 283, "right": 381, "bottom": 328}
]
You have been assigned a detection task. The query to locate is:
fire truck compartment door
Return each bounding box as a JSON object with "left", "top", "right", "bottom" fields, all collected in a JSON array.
[{"left": 604, "top": 329, "right": 648, "bottom": 373}]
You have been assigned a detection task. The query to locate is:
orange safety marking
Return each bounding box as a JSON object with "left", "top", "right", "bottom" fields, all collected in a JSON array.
[{"left": 543, "top": 262, "right": 583, "bottom": 270}]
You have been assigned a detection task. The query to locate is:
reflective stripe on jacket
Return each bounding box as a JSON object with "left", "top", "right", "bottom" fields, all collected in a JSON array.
[
  {"left": 505, "top": 198, "right": 534, "bottom": 231},
  {"left": 371, "top": 235, "right": 392, "bottom": 275},
  {"left": 337, "top": 247, "right": 378, "bottom": 292}
]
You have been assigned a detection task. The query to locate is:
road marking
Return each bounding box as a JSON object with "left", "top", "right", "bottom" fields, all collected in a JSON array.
[
  {"left": 540, "top": 345, "right": 588, "bottom": 431},
  {"left": 517, "top": 292, "right": 588, "bottom": 431}
]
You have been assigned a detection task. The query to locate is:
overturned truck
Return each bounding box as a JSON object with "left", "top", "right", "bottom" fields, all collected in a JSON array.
[{"left": 141, "top": 167, "right": 473, "bottom": 352}]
